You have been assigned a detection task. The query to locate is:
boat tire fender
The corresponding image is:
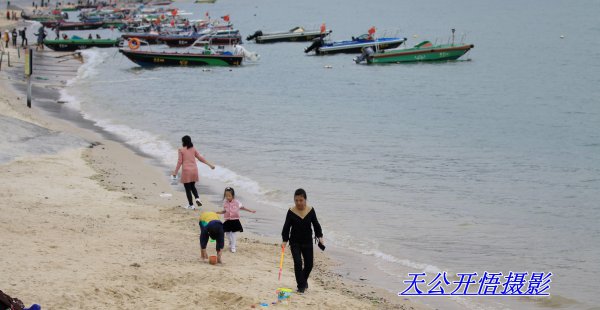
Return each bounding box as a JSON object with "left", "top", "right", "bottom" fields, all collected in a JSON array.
[{"left": 128, "top": 38, "right": 141, "bottom": 50}]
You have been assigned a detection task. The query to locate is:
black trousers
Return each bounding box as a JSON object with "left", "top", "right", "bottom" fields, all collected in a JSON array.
[
  {"left": 183, "top": 182, "right": 199, "bottom": 205},
  {"left": 290, "top": 242, "right": 313, "bottom": 290}
]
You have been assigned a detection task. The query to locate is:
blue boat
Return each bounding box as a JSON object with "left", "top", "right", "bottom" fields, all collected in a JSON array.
[{"left": 305, "top": 33, "right": 407, "bottom": 55}]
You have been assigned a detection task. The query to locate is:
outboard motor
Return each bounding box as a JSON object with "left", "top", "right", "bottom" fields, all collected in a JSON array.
[
  {"left": 304, "top": 37, "right": 323, "bottom": 53},
  {"left": 353, "top": 46, "right": 375, "bottom": 64},
  {"left": 234, "top": 45, "right": 260, "bottom": 62},
  {"left": 246, "top": 30, "right": 263, "bottom": 41}
]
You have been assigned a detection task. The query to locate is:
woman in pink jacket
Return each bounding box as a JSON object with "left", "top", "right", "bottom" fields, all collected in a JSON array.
[{"left": 172, "top": 135, "right": 215, "bottom": 209}]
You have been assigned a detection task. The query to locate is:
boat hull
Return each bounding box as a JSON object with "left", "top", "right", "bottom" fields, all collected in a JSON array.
[
  {"left": 319, "top": 41, "right": 403, "bottom": 54},
  {"left": 255, "top": 31, "right": 331, "bottom": 43},
  {"left": 119, "top": 49, "right": 243, "bottom": 67},
  {"left": 121, "top": 33, "right": 162, "bottom": 45},
  {"left": 161, "top": 35, "right": 241, "bottom": 47},
  {"left": 57, "top": 22, "right": 104, "bottom": 31},
  {"left": 43, "top": 39, "right": 120, "bottom": 51},
  {"left": 369, "top": 44, "right": 474, "bottom": 63}
]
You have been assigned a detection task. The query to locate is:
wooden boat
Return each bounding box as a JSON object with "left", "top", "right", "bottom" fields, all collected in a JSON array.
[
  {"left": 246, "top": 26, "right": 332, "bottom": 43},
  {"left": 305, "top": 33, "right": 406, "bottom": 55},
  {"left": 119, "top": 39, "right": 258, "bottom": 67},
  {"left": 195, "top": 0, "right": 217, "bottom": 3},
  {"left": 43, "top": 37, "right": 120, "bottom": 51},
  {"left": 354, "top": 41, "right": 474, "bottom": 64}
]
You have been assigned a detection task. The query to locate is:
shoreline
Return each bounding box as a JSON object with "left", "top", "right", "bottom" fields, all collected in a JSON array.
[{"left": 0, "top": 14, "right": 428, "bottom": 310}]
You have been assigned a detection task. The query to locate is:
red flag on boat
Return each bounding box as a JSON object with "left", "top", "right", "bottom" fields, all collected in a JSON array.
[
  {"left": 368, "top": 26, "right": 376, "bottom": 36},
  {"left": 222, "top": 14, "right": 230, "bottom": 22},
  {"left": 161, "top": 14, "right": 165, "bottom": 20},
  {"left": 171, "top": 9, "right": 177, "bottom": 16},
  {"left": 205, "top": 11, "right": 209, "bottom": 18},
  {"left": 320, "top": 23, "right": 326, "bottom": 33},
  {"left": 170, "top": 19, "right": 175, "bottom": 27}
]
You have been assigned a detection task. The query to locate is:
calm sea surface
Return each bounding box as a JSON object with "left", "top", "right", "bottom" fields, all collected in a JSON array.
[{"left": 55, "top": 0, "right": 600, "bottom": 308}]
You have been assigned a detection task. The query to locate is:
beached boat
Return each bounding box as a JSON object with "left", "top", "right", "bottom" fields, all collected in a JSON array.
[
  {"left": 21, "top": 12, "right": 64, "bottom": 22},
  {"left": 43, "top": 37, "right": 120, "bottom": 51},
  {"left": 119, "top": 39, "right": 258, "bottom": 67},
  {"left": 246, "top": 26, "right": 332, "bottom": 43},
  {"left": 354, "top": 41, "right": 474, "bottom": 64},
  {"left": 195, "top": 0, "right": 217, "bottom": 3},
  {"left": 305, "top": 33, "right": 406, "bottom": 55}
]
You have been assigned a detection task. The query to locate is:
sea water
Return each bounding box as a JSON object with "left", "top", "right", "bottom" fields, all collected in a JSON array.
[{"left": 55, "top": 0, "right": 600, "bottom": 308}]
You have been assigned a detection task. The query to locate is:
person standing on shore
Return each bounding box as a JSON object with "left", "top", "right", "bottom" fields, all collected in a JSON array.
[
  {"left": 11, "top": 28, "right": 17, "bottom": 47},
  {"left": 19, "top": 27, "right": 27, "bottom": 47},
  {"left": 2, "top": 30, "right": 8, "bottom": 48},
  {"left": 34, "top": 26, "right": 45, "bottom": 51},
  {"left": 281, "top": 188, "right": 324, "bottom": 293},
  {"left": 216, "top": 187, "right": 256, "bottom": 253},
  {"left": 172, "top": 135, "right": 215, "bottom": 209}
]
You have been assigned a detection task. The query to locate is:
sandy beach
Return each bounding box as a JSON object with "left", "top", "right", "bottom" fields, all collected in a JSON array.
[{"left": 0, "top": 12, "right": 428, "bottom": 310}]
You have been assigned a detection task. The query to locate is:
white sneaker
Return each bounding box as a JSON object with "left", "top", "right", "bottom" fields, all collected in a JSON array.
[
  {"left": 187, "top": 205, "right": 196, "bottom": 210},
  {"left": 231, "top": 248, "right": 236, "bottom": 253},
  {"left": 195, "top": 198, "right": 202, "bottom": 207}
]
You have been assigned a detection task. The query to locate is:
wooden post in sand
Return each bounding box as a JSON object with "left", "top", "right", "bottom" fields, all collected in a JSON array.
[{"left": 24, "top": 48, "right": 32, "bottom": 108}]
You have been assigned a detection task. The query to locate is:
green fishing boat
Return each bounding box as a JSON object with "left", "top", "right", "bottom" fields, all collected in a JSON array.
[
  {"left": 59, "top": 6, "right": 78, "bottom": 12},
  {"left": 355, "top": 41, "right": 474, "bottom": 64},
  {"left": 44, "top": 38, "right": 120, "bottom": 51}
]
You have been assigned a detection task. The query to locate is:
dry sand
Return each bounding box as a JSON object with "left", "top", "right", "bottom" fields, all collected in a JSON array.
[{"left": 0, "top": 14, "right": 429, "bottom": 309}]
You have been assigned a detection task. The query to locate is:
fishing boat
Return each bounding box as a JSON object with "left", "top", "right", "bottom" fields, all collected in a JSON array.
[
  {"left": 159, "top": 29, "right": 241, "bottom": 47},
  {"left": 305, "top": 33, "right": 406, "bottom": 55},
  {"left": 101, "top": 20, "right": 127, "bottom": 29},
  {"left": 354, "top": 41, "right": 474, "bottom": 64},
  {"left": 59, "top": 5, "right": 78, "bottom": 12},
  {"left": 55, "top": 21, "right": 105, "bottom": 30},
  {"left": 195, "top": 0, "right": 217, "bottom": 3},
  {"left": 246, "top": 26, "right": 332, "bottom": 43},
  {"left": 43, "top": 37, "right": 121, "bottom": 51},
  {"left": 21, "top": 12, "right": 65, "bottom": 22},
  {"left": 119, "top": 38, "right": 258, "bottom": 67}
]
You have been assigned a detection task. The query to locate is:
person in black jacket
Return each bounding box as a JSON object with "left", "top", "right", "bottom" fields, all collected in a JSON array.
[{"left": 281, "top": 188, "right": 324, "bottom": 293}]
